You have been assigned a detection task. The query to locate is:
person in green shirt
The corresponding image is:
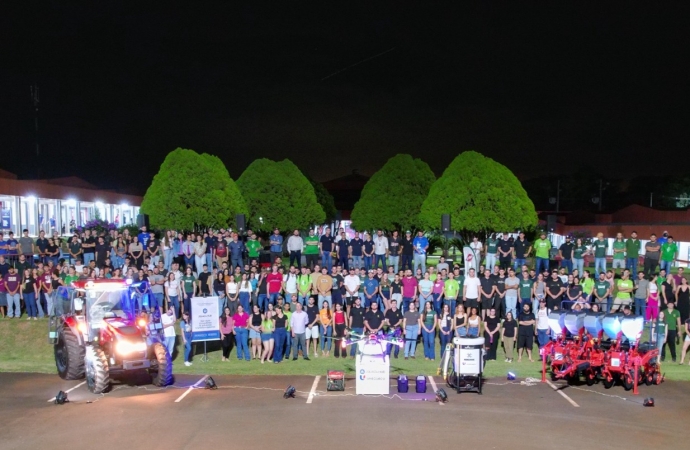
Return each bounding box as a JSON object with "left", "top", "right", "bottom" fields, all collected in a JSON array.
[
  {"left": 592, "top": 232, "right": 608, "bottom": 277},
  {"left": 660, "top": 236, "right": 678, "bottom": 274},
  {"left": 593, "top": 272, "right": 611, "bottom": 311},
  {"left": 612, "top": 270, "right": 633, "bottom": 312},
  {"left": 534, "top": 233, "right": 551, "bottom": 274},
  {"left": 63, "top": 266, "right": 79, "bottom": 286},
  {"left": 662, "top": 302, "right": 681, "bottom": 362},
  {"left": 485, "top": 235, "right": 498, "bottom": 272},
  {"left": 443, "top": 272, "right": 460, "bottom": 313},
  {"left": 303, "top": 229, "right": 320, "bottom": 270},
  {"left": 625, "top": 231, "right": 640, "bottom": 274},
  {"left": 518, "top": 272, "right": 534, "bottom": 304},
  {"left": 245, "top": 233, "right": 262, "bottom": 266},
  {"left": 580, "top": 270, "right": 595, "bottom": 300},
  {"left": 611, "top": 233, "right": 626, "bottom": 272},
  {"left": 180, "top": 266, "right": 197, "bottom": 315},
  {"left": 572, "top": 238, "right": 588, "bottom": 276}
]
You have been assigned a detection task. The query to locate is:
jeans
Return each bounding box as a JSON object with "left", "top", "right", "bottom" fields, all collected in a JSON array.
[
  {"left": 24, "top": 292, "right": 37, "bottom": 318},
  {"left": 401, "top": 254, "right": 413, "bottom": 271},
  {"left": 537, "top": 329, "right": 549, "bottom": 348},
  {"left": 643, "top": 258, "right": 658, "bottom": 277},
  {"left": 364, "top": 294, "right": 379, "bottom": 309},
  {"left": 83, "top": 253, "right": 94, "bottom": 266},
  {"left": 513, "top": 258, "right": 526, "bottom": 271},
  {"left": 413, "top": 254, "right": 426, "bottom": 274},
  {"left": 183, "top": 336, "right": 193, "bottom": 362},
  {"left": 660, "top": 260, "right": 672, "bottom": 273},
  {"left": 292, "top": 333, "right": 307, "bottom": 359},
  {"left": 318, "top": 294, "right": 332, "bottom": 309},
  {"left": 217, "top": 295, "right": 226, "bottom": 315},
  {"left": 289, "top": 250, "right": 302, "bottom": 268},
  {"left": 634, "top": 297, "right": 646, "bottom": 317},
  {"left": 239, "top": 292, "right": 250, "bottom": 312},
  {"left": 626, "top": 257, "right": 638, "bottom": 274},
  {"left": 151, "top": 293, "right": 164, "bottom": 311},
  {"left": 595, "top": 257, "right": 607, "bottom": 276},
  {"left": 162, "top": 249, "right": 172, "bottom": 271},
  {"left": 184, "top": 256, "right": 194, "bottom": 271},
  {"left": 168, "top": 295, "right": 179, "bottom": 316},
  {"left": 269, "top": 293, "right": 280, "bottom": 306},
  {"left": 374, "top": 254, "right": 386, "bottom": 270},
  {"left": 298, "top": 294, "right": 310, "bottom": 306},
  {"left": 321, "top": 252, "right": 333, "bottom": 271},
  {"left": 231, "top": 257, "right": 243, "bottom": 271},
  {"left": 440, "top": 326, "right": 452, "bottom": 349},
  {"left": 536, "top": 257, "right": 549, "bottom": 274},
  {"left": 404, "top": 325, "right": 419, "bottom": 357},
  {"left": 432, "top": 293, "right": 442, "bottom": 315},
  {"left": 389, "top": 255, "right": 399, "bottom": 273},
  {"left": 45, "top": 291, "right": 55, "bottom": 316},
  {"left": 402, "top": 297, "right": 414, "bottom": 313},
  {"left": 164, "top": 336, "right": 176, "bottom": 358},
  {"left": 182, "top": 292, "right": 192, "bottom": 314},
  {"left": 422, "top": 327, "right": 435, "bottom": 359},
  {"left": 320, "top": 325, "right": 333, "bottom": 351},
  {"left": 6, "top": 293, "right": 21, "bottom": 318},
  {"left": 257, "top": 294, "right": 268, "bottom": 312},
  {"left": 234, "top": 328, "right": 250, "bottom": 360},
  {"left": 337, "top": 254, "right": 349, "bottom": 270},
  {"left": 273, "top": 328, "right": 287, "bottom": 362},
  {"left": 443, "top": 299, "right": 456, "bottom": 317},
  {"left": 351, "top": 255, "right": 363, "bottom": 269},
  {"left": 505, "top": 296, "right": 518, "bottom": 321},
  {"left": 574, "top": 258, "right": 584, "bottom": 275},
  {"left": 363, "top": 256, "right": 372, "bottom": 271},
  {"left": 561, "top": 259, "right": 573, "bottom": 274},
  {"left": 350, "top": 327, "right": 364, "bottom": 356},
  {"left": 486, "top": 253, "right": 497, "bottom": 271}
]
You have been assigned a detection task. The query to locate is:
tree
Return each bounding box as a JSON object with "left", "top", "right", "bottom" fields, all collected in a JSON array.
[
  {"left": 419, "top": 151, "right": 537, "bottom": 240},
  {"left": 141, "top": 148, "right": 248, "bottom": 231},
  {"left": 308, "top": 177, "right": 337, "bottom": 223},
  {"left": 350, "top": 154, "right": 435, "bottom": 232},
  {"left": 236, "top": 158, "right": 325, "bottom": 233}
]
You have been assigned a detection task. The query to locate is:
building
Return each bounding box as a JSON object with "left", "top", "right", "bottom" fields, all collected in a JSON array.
[{"left": 0, "top": 169, "right": 141, "bottom": 236}]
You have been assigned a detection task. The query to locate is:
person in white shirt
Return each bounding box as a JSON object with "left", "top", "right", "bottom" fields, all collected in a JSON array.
[
  {"left": 343, "top": 268, "right": 361, "bottom": 307},
  {"left": 282, "top": 266, "right": 298, "bottom": 305},
  {"left": 74, "top": 260, "right": 85, "bottom": 274},
  {"left": 470, "top": 237, "right": 483, "bottom": 261},
  {"left": 160, "top": 305, "right": 177, "bottom": 356},
  {"left": 290, "top": 302, "right": 310, "bottom": 360},
  {"left": 193, "top": 236, "right": 207, "bottom": 276},
  {"left": 374, "top": 230, "right": 389, "bottom": 271},
  {"left": 462, "top": 268, "right": 482, "bottom": 311},
  {"left": 286, "top": 229, "right": 304, "bottom": 269}
]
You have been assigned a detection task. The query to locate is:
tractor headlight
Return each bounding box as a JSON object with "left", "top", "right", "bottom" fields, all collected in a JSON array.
[{"left": 115, "top": 341, "right": 147, "bottom": 355}]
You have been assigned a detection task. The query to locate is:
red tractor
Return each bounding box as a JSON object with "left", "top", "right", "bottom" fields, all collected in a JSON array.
[{"left": 49, "top": 279, "right": 173, "bottom": 394}]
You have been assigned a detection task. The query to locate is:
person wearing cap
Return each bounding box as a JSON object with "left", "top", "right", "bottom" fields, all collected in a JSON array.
[{"left": 401, "top": 231, "right": 414, "bottom": 272}]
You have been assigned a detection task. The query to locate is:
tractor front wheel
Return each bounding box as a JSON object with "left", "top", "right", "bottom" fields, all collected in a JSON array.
[
  {"left": 85, "top": 345, "right": 111, "bottom": 394},
  {"left": 150, "top": 342, "right": 173, "bottom": 387},
  {"left": 55, "top": 328, "right": 85, "bottom": 380}
]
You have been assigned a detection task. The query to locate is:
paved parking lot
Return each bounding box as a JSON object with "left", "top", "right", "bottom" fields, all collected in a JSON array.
[{"left": 0, "top": 372, "right": 686, "bottom": 450}]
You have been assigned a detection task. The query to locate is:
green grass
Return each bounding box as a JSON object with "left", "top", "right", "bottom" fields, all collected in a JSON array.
[{"left": 2, "top": 318, "right": 689, "bottom": 382}]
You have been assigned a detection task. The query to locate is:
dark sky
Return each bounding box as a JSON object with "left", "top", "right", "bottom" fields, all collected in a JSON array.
[{"left": 2, "top": 2, "right": 689, "bottom": 193}]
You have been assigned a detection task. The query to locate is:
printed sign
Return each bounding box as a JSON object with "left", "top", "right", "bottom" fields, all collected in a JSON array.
[
  {"left": 464, "top": 245, "right": 479, "bottom": 273},
  {"left": 190, "top": 296, "right": 220, "bottom": 342},
  {"left": 1, "top": 209, "right": 11, "bottom": 229},
  {"left": 355, "top": 342, "right": 390, "bottom": 395}
]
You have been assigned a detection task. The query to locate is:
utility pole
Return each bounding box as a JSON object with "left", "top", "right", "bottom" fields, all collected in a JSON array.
[
  {"left": 30, "top": 84, "right": 40, "bottom": 178},
  {"left": 556, "top": 179, "right": 561, "bottom": 213},
  {"left": 598, "top": 179, "right": 603, "bottom": 211},
  {"left": 650, "top": 192, "right": 653, "bottom": 208}
]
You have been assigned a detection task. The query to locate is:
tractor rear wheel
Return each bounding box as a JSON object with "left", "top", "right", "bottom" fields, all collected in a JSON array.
[
  {"left": 150, "top": 342, "right": 173, "bottom": 387},
  {"left": 85, "top": 345, "right": 111, "bottom": 394},
  {"left": 55, "top": 328, "right": 85, "bottom": 380}
]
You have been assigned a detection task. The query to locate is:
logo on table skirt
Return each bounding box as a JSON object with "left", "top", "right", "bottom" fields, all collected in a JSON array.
[
  {"left": 202, "top": 308, "right": 208, "bottom": 314},
  {"left": 359, "top": 369, "right": 366, "bottom": 380}
]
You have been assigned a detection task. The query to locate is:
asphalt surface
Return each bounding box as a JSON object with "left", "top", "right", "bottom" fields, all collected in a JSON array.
[{"left": 0, "top": 371, "right": 686, "bottom": 450}]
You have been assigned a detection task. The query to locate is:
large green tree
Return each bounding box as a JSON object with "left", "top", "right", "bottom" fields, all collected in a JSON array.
[
  {"left": 419, "top": 151, "right": 537, "bottom": 239},
  {"left": 350, "top": 154, "right": 435, "bottom": 232},
  {"left": 308, "top": 177, "right": 338, "bottom": 223},
  {"left": 141, "top": 148, "right": 247, "bottom": 231},
  {"left": 236, "top": 158, "right": 325, "bottom": 233}
]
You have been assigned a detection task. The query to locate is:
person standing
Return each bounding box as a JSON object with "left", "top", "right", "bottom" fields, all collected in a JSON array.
[
  {"left": 161, "top": 305, "right": 177, "bottom": 357},
  {"left": 591, "top": 233, "right": 608, "bottom": 277},
  {"left": 643, "top": 234, "right": 661, "bottom": 277},
  {"left": 593, "top": 272, "right": 611, "bottom": 312},
  {"left": 348, "top": 297, "right": 365, "bottom": 358},
  {"left": 633, "top": 271, "right": 649, "bottom": 317},
  {"left": 243, "top": 233, "right": 260, "bottom": 267},
  {"left": 534, "top": 233, "right": 552, "bottom": 275},
  {"left": 479, "top": 269, "right": 496, "bottom": 317},
  {"left": 400, "top": 231, "right": 414, "bottom": 272},
  {"left": 625, "top": 231, "right": 641, "bottom": 274},
  {"left": 303, "top": 230, "right": 320, "bottom": 270},
  {"left": 289, "top": 302, "right": 309, "bottom": 360},
  {"left": 384, "top": 299, "right": 403, "bottom": 358},
  {"left": 470, "top": 236, "right": 483, "bottom": 267},
  {"left": 336, "top": 231, "right": 350, "bottom": 270},
  {"left": 676, "top": 277, "right": 690, "bottom": 337},
  {"left": 18, "top": 229, "right": 34, "bottom": 266},
  {"left": 388, "top": 230, "right": 401, "bottom": 273},
  {"left": 660, "top": 236, "right": 678, "bottom": 275},
  {"left": 662, "top": 301, "right": 681, "bottom": 362},
  {"left": 497, "top": 234, "right": 513, "bottom": 270},
  {"left": 412, "top": 230, "right": 428, "bottom": 275},
  {"left": 332, "top": 303, "right": 348, "bottom": 358},
  {"left": 517, "top": 303, "right": 535, "bottom": 362},
  {"left": 232, "top": 304, "right": 250, "bottom": 361},
  {"left": 3, "top": 266, "right": 21, "bottom": 319},
  {"left": 558, "top": 236, "right": 574, "bottom": 274},
  {"left": 269, "top": 229, "right": 284, "bottom": 264},
  {"left": 286, "top": 229, "right": 304, "bottom": 269},
  {"left": 545, "top": 271, "right": 565, "bottom": 311},
  {"left": 501, "top": 311, "right": 517, "bottom": 363},
  {"left": 181, "top": 235, "right": 195, "bottom": 271},
  {"left": 483, "top": 308, "right": 500, "bottom": 360},
  {"left": 219, "top": 307, "right": 234, "bottom": 361},
  {"left": 319, "top": 228, "right": 335, "bottom": 272},
  {"left": 227, "top": 233, "right": 245, "bottom": 271},
  {"left": 373, "top": 230, "right": 389, "bottom": 270},
  {"left": 348, "top": 232, "right": 363, "bottom": 270},
  {"left": 272, "top": 306, "right": 288, "bottom": 363},
  {"left": 462, "top": 268, "right": 481, "bottom": 313},
  {"left": 401, "top": 269, "right": 418, "bottom": 313},
  {"left": 305, "top": 297, "right": 320, "bottom": 358},
  {"left": 485, "top": 234, "right": 498, "bottom": 272},
  {"left": 504, "top": 269, "right": 520, "bottom": 322},
  {"left": 315, "top": 267, "right": 333, "bottom": 309},
  {"left": 419, "top": 301, "right": 438, "bottom": 360},
  {"left": 611, "top": 270, "right": 634, "bottom": 313},
  {"left": 180, "top": 311, "right": 193, "bottom": 366},
  {"left": 512, "top": 232, "right": 531, "bottom": 272},
  {"left": 611, "top": 233, "right": 626, "bottom": 273}
]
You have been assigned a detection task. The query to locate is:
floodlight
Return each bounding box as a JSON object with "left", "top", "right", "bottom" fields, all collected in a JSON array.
[
  {"left": 283, "top": 385, "right": 296, "bottom": 399},
  {"left": 435, "top": 389, "right": 448, "bottom": 403},
  {"left": 205, "top": 376, "right": 217, "bottom": 390},
  {"left": 54, "top": 391, "right": 69, "bottom": 405}
]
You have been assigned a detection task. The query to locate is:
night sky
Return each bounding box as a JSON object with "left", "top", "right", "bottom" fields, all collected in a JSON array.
[{"left": 2, "top": 2, "right": 689, "bottom": 193}]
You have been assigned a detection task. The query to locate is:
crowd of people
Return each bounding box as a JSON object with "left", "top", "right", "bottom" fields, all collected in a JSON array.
[{"left": 1, "top": 226, "right": 689, "bottom": 366}]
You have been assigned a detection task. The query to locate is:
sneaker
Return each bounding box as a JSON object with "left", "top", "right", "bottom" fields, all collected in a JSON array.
[
  {"left": 304, "top": 357, "right": 310, "bottom": 361},
  {"left": 27, "top": 317, "right": 32, "bottom": 320},
  {"left": 405, "top": 356, "right": 409, "bottom": 360},
  {"left": 34, "top": 317, "right": 38, "bottom": 320},
  {"left": 293, "top": 357, "right": 298, "bottom": 361},
  {"left": 184, "top": 361, "right": 191, "bottom": 366},
  {"left": 314, "top": 353, "right": 318, "bottom": 358}
]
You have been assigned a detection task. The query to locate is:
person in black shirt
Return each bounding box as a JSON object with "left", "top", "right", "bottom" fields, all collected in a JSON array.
[
  {"left": 512, "top": 232, "right": 531, "bottom": 271},
  {"left": 400, "top": 231, "right": 414, "bottom": 271},
  {"left": 94, "top": 236, "right": 109, "bottom": 268},
  {"left": 198, "top": 265, "right": 211, "bottom": 296},
  {"left": 348, "top": 297, "right": 365, "bottom": 358},
  {"left": 483, "top": 308, "right": 501, "bottom": 360},
  {"left": 517, "top": 303, "right": 536, "bottom": 362},
  {"left": 82, "top": 230, "right": 96, "bottom": 267},
  {"left": 305, "top": 297, "right": 320, "bottom": 358},
  {"left": 480, "top": 270, "right": 496, "bottom": 311},
  {"left": 498, "top": 235, "right": 513, "bottom": 271},
  {"left": 501, "top": 311, "right": 517, "bottom": 362},
  {"left": 336, "top": 234, "right": 350, "bottom": 270},
  {"left": 364, "top": 301, "right": 384, "bottom": 334},
  {"left": 349, "top": 233, "right": 363, "bottom": 270},
  {"left": 36, "top": 231, "right": 49, "bottom": 264},
  {"left": 546, "top": 272, "right": 565, "bottom": 311},
  {"left": 384, "top": 299, "right": 403, "bottom": 358},
  {"left": 558, "top": 236, "right": 574, "bottom": 275},
  {"left": 319, "top": 229, "right": 335, "bottom": 271}
]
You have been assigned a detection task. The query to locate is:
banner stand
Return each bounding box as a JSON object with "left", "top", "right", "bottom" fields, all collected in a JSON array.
[{"left": 191, "top": 296, "right": 220, "bottom": 364}]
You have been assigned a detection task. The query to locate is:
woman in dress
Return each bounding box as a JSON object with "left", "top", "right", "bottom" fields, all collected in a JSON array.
[{"left": 674, "top": 277, "right": 690, "bottom": 331}]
